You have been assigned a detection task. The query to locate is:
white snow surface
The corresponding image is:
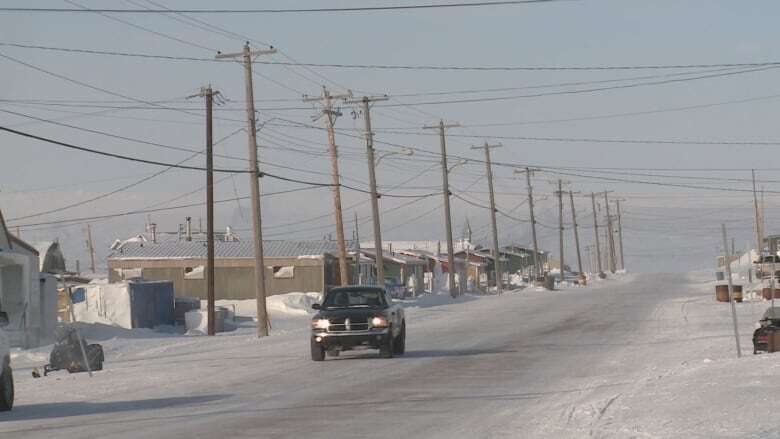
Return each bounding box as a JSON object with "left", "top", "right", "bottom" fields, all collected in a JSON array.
[{"left": 3, "top": 272, "right": 780, "bottom": 438}]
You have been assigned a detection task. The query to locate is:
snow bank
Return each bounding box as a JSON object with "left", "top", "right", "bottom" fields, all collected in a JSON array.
[{"left": 206, "top": 291, "right": 321, "bottom": 320}]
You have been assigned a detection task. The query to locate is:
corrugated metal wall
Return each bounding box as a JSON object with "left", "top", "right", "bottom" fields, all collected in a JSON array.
[{"left": 108, "top": 257, "right": 330, "bottom": 299}]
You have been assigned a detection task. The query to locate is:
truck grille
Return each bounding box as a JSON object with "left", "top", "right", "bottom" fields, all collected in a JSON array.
[{"left": 328, "top": 316, "right": 369, "bottom": 332}]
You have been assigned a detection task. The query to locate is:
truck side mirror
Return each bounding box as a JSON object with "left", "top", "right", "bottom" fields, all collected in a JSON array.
[
  {"left": 312, "top": 303, "right": 321, "bottom": 310},
  {"left": 0, "top": 312, "right": 8, "bottom": 327}
]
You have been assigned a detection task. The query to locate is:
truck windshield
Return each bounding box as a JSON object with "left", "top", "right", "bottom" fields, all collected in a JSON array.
[{"left": 322, "top": 290, "right": 387, "bottom": 309}]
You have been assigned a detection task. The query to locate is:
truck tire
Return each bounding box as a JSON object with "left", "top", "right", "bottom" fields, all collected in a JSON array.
[
  {"left": 311, "top": 339, "right": 325, "bottom": 362},
  {"left": 0, "top": 365, "right": 14, "bottom": 411},
  {"left": 393, "top": 322, "right": 406, "bottom": 355},
  {"left": 380, "top": 332, "right": 394, "bottom": 359}
]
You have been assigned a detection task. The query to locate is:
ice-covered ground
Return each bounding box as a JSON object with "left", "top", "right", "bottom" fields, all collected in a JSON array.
[{"left": 2, "top": 271, "right": 779, "bottom": 438}]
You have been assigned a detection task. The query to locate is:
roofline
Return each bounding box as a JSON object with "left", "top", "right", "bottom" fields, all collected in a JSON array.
[{"left": 9, "top": 235, "right": 39, "bottom": 255}]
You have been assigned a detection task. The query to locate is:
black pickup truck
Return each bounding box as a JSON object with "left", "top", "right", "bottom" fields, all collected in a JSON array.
[{"left": 310, "top": 286, "right": 406, "bottom": 361}]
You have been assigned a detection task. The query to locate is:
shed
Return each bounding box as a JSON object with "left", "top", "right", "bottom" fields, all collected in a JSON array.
[{"left": 107, "top": 240, "right": 347, "bottom": 300}]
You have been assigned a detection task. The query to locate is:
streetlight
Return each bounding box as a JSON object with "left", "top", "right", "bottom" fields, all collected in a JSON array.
[
  {"left": 375, "top": 147, "right": 415, "bottom": 166},
  {"left": 448, "top": 158, "right": 468, "bottom": 173}
]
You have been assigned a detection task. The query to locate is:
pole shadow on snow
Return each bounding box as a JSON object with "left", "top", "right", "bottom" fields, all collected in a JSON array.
[{"left": 0, "top": 394, "right": 229, "bottom": 422}]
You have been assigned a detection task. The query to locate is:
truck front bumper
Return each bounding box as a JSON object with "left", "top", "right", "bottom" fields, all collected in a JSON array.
[{"left": 311, "top": 329, "right": 391, "bottom": 350}]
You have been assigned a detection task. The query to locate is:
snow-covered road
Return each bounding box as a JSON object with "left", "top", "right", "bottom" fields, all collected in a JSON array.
[{"left": 1, "top": 272, "right": 776, "bottom": 438}]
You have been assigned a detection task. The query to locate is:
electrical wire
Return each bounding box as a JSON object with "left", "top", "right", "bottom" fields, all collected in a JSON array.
[
  {"left": 0, "top": 1, "right": 576, "bottom": 14},
  {"left": 13, "top": 186, "right": 325, "bottom": 230}
]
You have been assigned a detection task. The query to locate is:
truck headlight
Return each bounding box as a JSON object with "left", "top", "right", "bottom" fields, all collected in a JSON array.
[
  {"left": 370, "top": 316, "right": 388, "bottom": 328},
  {"left": 311, "top": 318, "right": 330, "bottom": 330}
]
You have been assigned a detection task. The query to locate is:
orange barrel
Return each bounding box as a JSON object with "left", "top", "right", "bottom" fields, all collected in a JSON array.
[
  {"left": 733, "top": 285, "right": 743, "bottom": 303},
  {"left": 716, "top": 285, "right": 730, "bottom": 302},
  {"left": 763, "top": 288, "right": 780, "bottom": 300}
]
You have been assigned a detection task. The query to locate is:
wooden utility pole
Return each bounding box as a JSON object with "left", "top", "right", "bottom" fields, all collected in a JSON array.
[
  {"left": 216, "top": 43, "right": 275, "bottom": 337},
  {"left": 615, "top": 199, "right": 625, "bottom": 271},
  {"left": 86, "top": 224, "right": 96, "bottom": 273},
  {"left": 591, "top": 193, "right": 604, "bottom": 277},
  {"left": 721, "top": 224, "right": 742, "bottom": 358},
  {"left": 557, "top": 180, "right": 565, "bottom": 278},
  {"left": 15, "top": 226, "right": 20, "bottom": 238},
  {"left": 423, "top": 120, "right": 460, "bottom": 297},
  {"left": 518, "top": 168, "right": 541, "bottom": 280},
  {"left": 585, "top": 245, "right": 593, "bottom": 274},
  {"left": 471, "top": 142, "right": 503, "bottom": 294},
  {"left": 304, "top": 86, "right": 353, "bottom": 286},
  {"left": 752, "top": 169, "right": 763, "bottom": 257},
  {"left": 346, "top": 95, "right": 388, "bottom": 287},
  {"left": 569, "top": 191, "right": 583, "bottom": 275},
  {"left": 353, "top": 211, "right": 361, "bottom": 285},
  {"left": 192, "top": 86, "right": 219, "bottom": 336},
  {"left": 603, "top": 192, "right": 617, "bottom": 273}
]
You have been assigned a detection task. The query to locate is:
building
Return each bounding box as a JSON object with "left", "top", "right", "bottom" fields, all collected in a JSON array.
[
  {"left": 107, "top": 240, "right": 349, "bottom": 300},
  {"left": 0, "top": 208, "right": 55, "bottom": 348},
  {"left": 359, "top": 249, "right": 426, "bottom": 296}
]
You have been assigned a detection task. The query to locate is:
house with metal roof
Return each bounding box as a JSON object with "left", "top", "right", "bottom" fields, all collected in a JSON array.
[
  {"left": 358, "top": 249, "right": 426, "bottom": 296},
  {"left": 107, "top": 240, "right": 350, "bottom": 300}
]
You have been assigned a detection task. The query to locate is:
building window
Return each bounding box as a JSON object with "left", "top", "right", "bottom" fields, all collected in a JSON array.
[
  {"left": 116, "top": 268, "right": 143, "bottom": 280},
  {"left": 272, "top": 265, "right": 295, "bottom": 279},
  {"left": 184, "top": 266, "right": 205, "bottom": 280}
]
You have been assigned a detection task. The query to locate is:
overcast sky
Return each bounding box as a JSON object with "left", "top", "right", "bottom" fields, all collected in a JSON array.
[{"left": 3, "top": 0, "right": 780, "bottom": 272}]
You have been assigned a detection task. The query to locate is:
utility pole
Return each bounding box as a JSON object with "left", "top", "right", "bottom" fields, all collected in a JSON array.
[
  {"left": 471, "top": 142, "right": 503, "bottom": 294},
  {"left": 518, "top": 168, "right": 542, "bottom": 280},
  {"left": 721, "top": 224, "right": 742, "bottom": 358},
  {"left": 304, "top": 86, "right": 353, "bottom": 286},
  {"left": 752, "top": 169, "right": 763, "bottom": 257},
  {"left": 615, "top": 199, "right": 625, "bottom": 271},
  {"left": 585, "top": 245, "right": 593, "bottom": 274},
  {"left": 591, "top": 193, "right": 604, "bottom": 277},
  {"left": 85, "top": 224, "right": 95, "bottom": 273},
  {"left": 556, "top": 180, "right": 565, "bottom": 278},
  {"left": 191, "top": 86, "right": 219, "bottom": 335},
  {"left": 217, "top": 43, "right": 275, "bottom": 337},
  {"left": 353, "top": 211, "right": 361, "bottom": 285},
  {"left": 346, "top": 95, "right": 388, "bottom": 287},
  {"left": 604, "top": 192, "right": 617, "bottom": 273},
  {"left": 423, "top": 120, "right": 460, "bottom": 297},
  {"left": 15, "top": 226, "right": 20, "bottom": 238},
  {"left": 569, "top": 191, "right": 583, "bottom": 276}
]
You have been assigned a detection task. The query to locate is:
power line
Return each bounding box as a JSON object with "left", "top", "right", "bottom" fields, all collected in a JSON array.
[
  {"left": 0, "top": 125, "right": 250, "bottom": 173},
  {"left": 0, "top": 125, "right": 439, "bottom": 198},
  {"left": 0, "top": 1, "right": 574, "bottom": 14},
  {"left": 10, "top": 43, "right": 780, "bottom": 75},
  {"left": 0, "top": 50, "right": 245, "bottom": 124},
  {"left": 369, "top": 66, "right": 780, "bottom": 107},
  {"left": 0, "top": 108, "right": 250, "bottom": 163},
  {"left": 12, "top": 186, "right": 324, "bottom": 230},
  {"left": 536, "top": 168, "right": 780, "bottom": 194}
]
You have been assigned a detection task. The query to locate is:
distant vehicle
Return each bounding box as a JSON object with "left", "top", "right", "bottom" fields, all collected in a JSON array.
[
  {"left": 0, "top": 310, "right": 13, "bottom": 411},
  {"left": 752, "top": 307, "right": 780, "bottom": 354},
  {"left": 310, "top": 286, "right": 406, "bottom": 361}
]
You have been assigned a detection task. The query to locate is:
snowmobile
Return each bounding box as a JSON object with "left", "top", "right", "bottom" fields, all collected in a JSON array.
[{"left": 36, "top": 327, "right": 104, "bottom": 376}]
